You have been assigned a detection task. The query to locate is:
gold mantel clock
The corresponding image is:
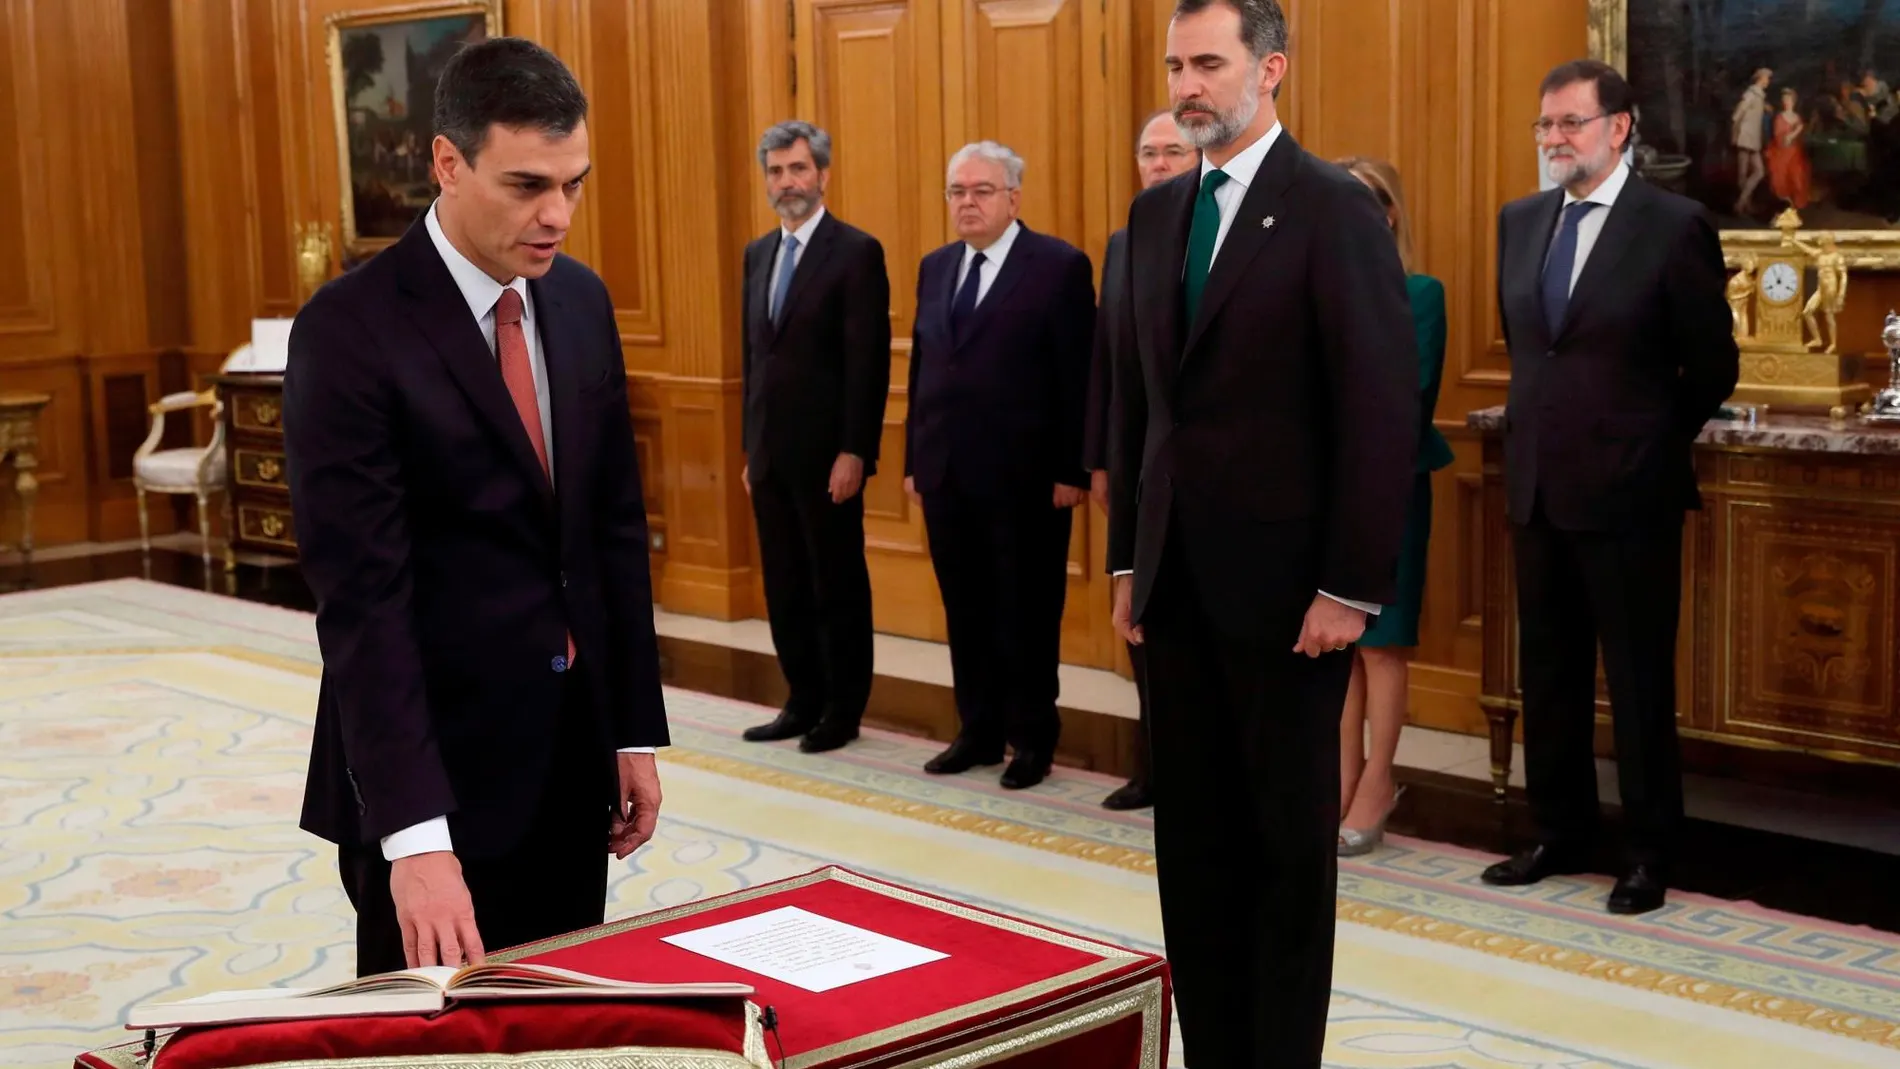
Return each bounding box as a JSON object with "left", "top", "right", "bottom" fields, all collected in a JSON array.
[{"left": 1728, "top": 209, "right": 1870, "bottom": 412}]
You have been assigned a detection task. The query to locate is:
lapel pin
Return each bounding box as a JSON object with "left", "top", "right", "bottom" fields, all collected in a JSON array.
[{"left": 1261, "top": 216, "right": 1276, "bottom": 229}]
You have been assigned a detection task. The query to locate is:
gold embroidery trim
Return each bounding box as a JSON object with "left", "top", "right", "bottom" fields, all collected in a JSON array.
[{"left": 879, "top": 977, "right": 1167, "bottom": 1069}]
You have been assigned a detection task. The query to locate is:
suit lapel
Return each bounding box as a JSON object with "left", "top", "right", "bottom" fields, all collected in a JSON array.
[
  {"left": 1180, "top": 133, "right": 1301, "bottom": 364},
  {"left": 774, "top": 213, "right": 833, "bottom": 331},
  {"left": 1557, "top": 178, "right": 1653, "bottom": 340},
  {"left": 395, "top": 224, "right": 555, "bottom": 510},
  {"left": 1149, "top": 174, "right": 1195, "bottom": 384},
  {"left": 954, "top": 226, "right": 1036, "bottom": 352},
  {"left": 531, "top": 275, "right": 584, "bottom": 543},
  {"left": 1513, "top": 191, "right": 1563, "bottom": 351},
  {"left": 747, "top": 237, "right": 776, "bottom": 348}
]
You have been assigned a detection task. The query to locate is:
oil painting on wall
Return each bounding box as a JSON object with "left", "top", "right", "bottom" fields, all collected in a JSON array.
[
  {"left": 1614, "top": 0, "right": 1900, "bottom": 233},
  {"left": 330, "top": 3, "right": 499, "bottom": 250}
]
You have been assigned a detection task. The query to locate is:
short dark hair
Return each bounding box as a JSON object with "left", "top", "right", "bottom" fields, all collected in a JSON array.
[
  {"left": 433, "top": 37, "right": 587, "bottom": 166},
  {"left": 1173, "top": 0, "right": 1287, "bottom": 98},
  {"left": 758, "top": 120, "right": 832, "bottom": 170},
  {"left": 1540, "top": 59, "right": 1635, "bottom": 146}
]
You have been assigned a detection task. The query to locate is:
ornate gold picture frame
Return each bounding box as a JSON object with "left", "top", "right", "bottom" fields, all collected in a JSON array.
[
  {"left": 1590, "top": 0, "right": 1900, "bottom": 269},
  {"left": 326, "top": 0, "right": 502, "bottom": 256}
]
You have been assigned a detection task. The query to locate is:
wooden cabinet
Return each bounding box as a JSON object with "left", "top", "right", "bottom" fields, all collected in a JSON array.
[
  {"left": 209, "top": 373, "right": 297, "bottom": 560},
  {"left": 1472, "top": 407, "right": 1900, "bottom": 793}
]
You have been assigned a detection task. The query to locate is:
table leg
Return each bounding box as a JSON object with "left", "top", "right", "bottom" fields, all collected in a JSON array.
[
  {"left": 1484, "top": 703, "right": 1517, "bottom": 801},
  {"left": 13, "top": 448, "right": 37, "bottom": 570}
]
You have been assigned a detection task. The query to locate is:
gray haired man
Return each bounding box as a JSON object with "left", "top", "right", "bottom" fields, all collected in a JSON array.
[
  {"left": 738, "top": 120, "right": 892, "bottom": 753},
  {"left": 902, "top": 140, "right": 1096, "bottom": 789}
]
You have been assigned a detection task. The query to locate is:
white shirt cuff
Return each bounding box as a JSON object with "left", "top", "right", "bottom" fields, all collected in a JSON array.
[
  {"left": 380, "top": 816, "right": 452, "bottom": 861},
  {"left": 1112, "top": 570, "right": 1133, "bottom": 577},
  {"left": 1320, "top": 590, "right": 1382, "bottom": 615},
  {"left": 618, "top": 747, "right": 656, "bottom": 753}
]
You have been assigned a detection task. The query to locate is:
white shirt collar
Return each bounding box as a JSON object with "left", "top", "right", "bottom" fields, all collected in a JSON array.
[
  {"left": 1564, "top": 160, "right": 1631, "bottom": 209},
  {"left": 780, "top": 203, "right": 827, "bottom": 247},
  {"left": 426, "top": 201, "right": 529, "bottom": 324},
  {"left": 1199, "top": 121, "right": 1283, "bottom": 190},
  {"left": 964, "top": 218, "right": 1022, "bottom": 264}
]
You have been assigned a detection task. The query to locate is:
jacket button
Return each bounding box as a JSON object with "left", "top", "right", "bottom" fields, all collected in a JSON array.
[
  {"left": 560, "top": 572, "right": 568, "bottom": 588},
  {"left": 552, "top": 655, "right": 568, "bottom": 673},
  {"left": 1545, "top": 350, "right": 1557, "bottom": 359}
]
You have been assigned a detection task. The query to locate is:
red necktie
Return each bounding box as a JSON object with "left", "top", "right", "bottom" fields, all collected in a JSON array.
[{"left": 494, "top": 288, "right": 575, "bottom": 668}]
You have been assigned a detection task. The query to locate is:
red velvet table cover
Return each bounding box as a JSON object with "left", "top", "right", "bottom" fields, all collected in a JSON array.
[{"left": 76, "top": 866, "right": 1169, "bottom": 1069}]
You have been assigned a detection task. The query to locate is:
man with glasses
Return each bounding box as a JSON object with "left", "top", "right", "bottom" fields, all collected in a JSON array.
[
  {"left": 1486, "top": 59, "right": 1738, "bottom": 916},
  {"left": 1084, "top": 109, "right": 1199, "bottom": 812},
  {"left": 904, "top": 140, "right": 1094, "bottom": 790}
]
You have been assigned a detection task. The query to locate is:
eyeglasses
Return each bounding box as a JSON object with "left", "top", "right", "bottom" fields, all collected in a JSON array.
[
  {"left": 1532, "top": 113, "right": 1608, "bottom": 140},
  {"left": 945, "top": 184, "right": 1008, "bottom": 202}
]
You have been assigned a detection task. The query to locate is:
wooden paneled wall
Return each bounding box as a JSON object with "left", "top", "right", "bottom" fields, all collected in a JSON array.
[{"left": 16, "top": 0, "right": 1900, "bottom": 739}]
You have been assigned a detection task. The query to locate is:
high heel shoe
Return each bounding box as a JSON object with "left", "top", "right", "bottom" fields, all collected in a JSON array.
[{"left": 1337, "top": 784, "right": 1406, "bottom": 857}]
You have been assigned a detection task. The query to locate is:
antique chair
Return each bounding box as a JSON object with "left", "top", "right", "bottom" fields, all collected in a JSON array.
[{"left": 132, "top": 361, "right": 232, "bottom": 567}]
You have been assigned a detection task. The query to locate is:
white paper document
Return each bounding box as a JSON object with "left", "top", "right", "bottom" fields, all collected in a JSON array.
[{"left": 660, "top": 906, "right": 947, "bottom": 992}]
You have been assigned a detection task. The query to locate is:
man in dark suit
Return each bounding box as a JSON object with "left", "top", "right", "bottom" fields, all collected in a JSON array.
[
  {"left": 905, "top": 140, "right": 1095, "bottom": 790},
  {"left": 737, "top": 120, "right": 892, "bottom": 753},
  {"left": 1085, "top": 108, "right": 1199, "bottom": 812},
  {"left": 283, "top": 38, "right": 667, "bottom": 977},
  {"left": 1106, "top": 2, "right": 1416, "bottom": 1064},
  {"left": 1483, "top": 60, "right": 1738, "bottom": 915}
]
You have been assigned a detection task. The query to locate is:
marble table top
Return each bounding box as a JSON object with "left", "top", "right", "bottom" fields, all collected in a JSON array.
[{"left": 1465, "top": 404, "right": 1900, "bottom": 456}]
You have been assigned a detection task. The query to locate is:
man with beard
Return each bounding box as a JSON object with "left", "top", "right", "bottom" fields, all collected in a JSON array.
[
  {"left": 738, "top": 121, "right": 892, "bottom": 753},
  {"left": 1485, "top": 61, "right": 1736, "bottom": 915},
  {"left": 1085, "top": 108, "right": 1199, "bottom": 811},
  {"left": 1105, "top": 1, "right": 1416, "bottom": 1064}
]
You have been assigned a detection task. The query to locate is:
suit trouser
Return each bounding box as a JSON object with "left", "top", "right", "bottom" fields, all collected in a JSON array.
[
  {"left": 921, "top": 484, "right": 1071, "bottom": 755},
  {"left": 1512, "top": 505, "right": 1685, "bottom": 868},
  {"left": 339, "top": 674, "right": 610, "bottom": 977},
  {"left": 1142, "top": 537, "right": 1348, "bottom": 1069},
  {"left": 749, "top": 462, "right": 875, "bottom": 724}
]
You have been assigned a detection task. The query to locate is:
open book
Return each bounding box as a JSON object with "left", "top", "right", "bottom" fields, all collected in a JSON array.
[{"left": 126, "top": 962, "right": 754, "bottom": 1029}]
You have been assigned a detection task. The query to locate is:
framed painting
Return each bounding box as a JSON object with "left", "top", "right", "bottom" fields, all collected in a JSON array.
[
  {"left": 1591, "top": 0, "right": 1900, "bottom": 267},
  {"left": 327, "top": 1, "right": 502, "bottom": 255}
]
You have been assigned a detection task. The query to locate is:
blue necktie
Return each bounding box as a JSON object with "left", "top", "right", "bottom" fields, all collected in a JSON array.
[
  {"left": 1542, "top": 201, "right": 1600, "bottom": 335},
  {"left": 770, "top": 234, "right": 800, "bottom": 324},
  {"left": 951, "top": 250, "right": 986, "bottom": 341}
]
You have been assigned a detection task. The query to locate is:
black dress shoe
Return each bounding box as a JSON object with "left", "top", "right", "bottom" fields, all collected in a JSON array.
[
  {"left": 1480, "top": 844, "right": 1590, "bottom": 887},
  {"left": 798, "top": 718, "right": 860, "bottom": 753},
  {"left": 741, "top": 708, "right": 815, "bottom": 743},
  {"left": 1607, "top": 864, "right": 1667, "bottom": 915},
  {"left": 1101, "top": 779, "right": 1152, "bottom": 810},
  {"left": 924, "top": 736, "right": 1005, "bottom": 775},
  {"left": 999, "top": 750, "right": 1052, "bottom": 790}
]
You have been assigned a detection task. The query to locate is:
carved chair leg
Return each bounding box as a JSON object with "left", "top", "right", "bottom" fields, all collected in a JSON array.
[
  {"left": 136, "top": 486, "right": 151, "bottom": 556},
  {"left": 221, "top": 489, "right": 237, "bottom": 572},
  {"left": 1484, "top": 704, "right": 1518, "bottom": 802},
  {"left": 195, "top": 491, "right": 212, "bottom": 566}
]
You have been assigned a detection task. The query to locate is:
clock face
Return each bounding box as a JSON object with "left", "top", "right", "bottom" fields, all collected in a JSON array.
[{"left": 1760, "top": 261, "right": 1800, "bottom": 304}]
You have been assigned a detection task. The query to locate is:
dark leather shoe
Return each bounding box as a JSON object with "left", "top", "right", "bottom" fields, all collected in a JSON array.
[
  {"left": 1101, "top": 779, "right": 1152, "bottom": 810},
  {"left": 1607, "top": 864, "right": 1667, "bottom": 915},
  {"left": 798, "top": 718, "right": 859, "bottom": 753},
  {"left": 742, "top": 708, "right": 815, "bottom": 743},
  {"left": 924, "top": 736, "right": 1005, "bottom": 775},
  {"left": 1480, "top": 844, "right": 1589, "bottom": 887},
  {"left": 999, "top": 750, "right": 1052, "bottom": 790}
]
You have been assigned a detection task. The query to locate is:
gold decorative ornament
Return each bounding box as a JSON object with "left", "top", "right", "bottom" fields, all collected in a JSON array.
[
  {"left": 1726, "top": 210, "right": 1872, "bottom": 410},
  {"left": 295, "top": 222, "right": 334, "bottom": 303}
]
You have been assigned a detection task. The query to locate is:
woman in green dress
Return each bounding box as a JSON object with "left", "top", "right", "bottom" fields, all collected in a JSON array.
[{"left": 1335, "top": 157, "right": 1454, "bottom": 856}]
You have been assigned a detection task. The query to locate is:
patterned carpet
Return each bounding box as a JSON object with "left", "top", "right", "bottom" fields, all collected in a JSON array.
[{"left": 2, "top": 579, "right": 1897, "bottom": 1069}]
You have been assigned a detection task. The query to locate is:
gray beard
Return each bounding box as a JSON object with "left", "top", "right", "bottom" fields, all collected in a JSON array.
[{"left": 1177, "top": 83, "right": 1260, "bottom": 152}]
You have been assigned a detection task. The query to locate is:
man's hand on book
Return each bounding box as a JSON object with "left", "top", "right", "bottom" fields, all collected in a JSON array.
[
  {"left": 611, "top": 751, "right": 662, "bottom": 859},
  {"left": 391, "top": 852, "right": 485, "bottom": 969}
]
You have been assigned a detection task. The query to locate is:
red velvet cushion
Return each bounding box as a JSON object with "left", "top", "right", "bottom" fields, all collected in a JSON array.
[{"left": 150, "top": 998, "right": 751, "bottom": 1069}]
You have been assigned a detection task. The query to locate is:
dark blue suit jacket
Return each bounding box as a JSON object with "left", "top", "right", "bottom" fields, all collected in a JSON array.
[
  {"left": 283, "top": 218, "right": 667, "bottom": 858},
  {"left": 904, "top": 224, "right": 1095, "bottom": 498}
]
